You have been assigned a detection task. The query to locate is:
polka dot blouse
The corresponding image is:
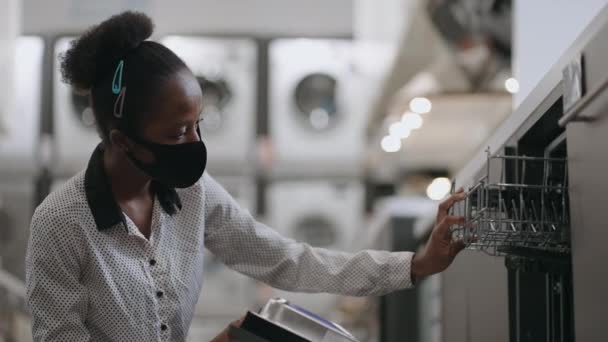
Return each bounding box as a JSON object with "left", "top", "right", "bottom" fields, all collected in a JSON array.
[{"left": 25, "top": 146, "right": 413, "bottom": 341}]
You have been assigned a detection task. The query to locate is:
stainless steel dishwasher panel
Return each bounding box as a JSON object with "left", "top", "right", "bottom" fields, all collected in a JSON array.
[
  {"left": 441, "top": 250, "right": 509, "bottom": 342},
  {"left": 565, "top": 88, "right": 608, "bottom": 342}
]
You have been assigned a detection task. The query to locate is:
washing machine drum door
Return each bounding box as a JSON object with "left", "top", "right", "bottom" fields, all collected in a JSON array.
[
  {"left": 198, "top": 76, "right": 232, "bottom": 134},
  {"left": 294, "top": 215, "right": 338, "bottom": 248},
  {"left": 71, "top": 91, "right": 96, "bottom": 129},
  {"left": 294, "top": 73, "right": 338, "bottom": 131}
]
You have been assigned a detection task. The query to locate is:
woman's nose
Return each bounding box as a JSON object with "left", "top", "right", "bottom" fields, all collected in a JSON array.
[{"left": 186, "top": 129, "right": 200, "bottom": 143}]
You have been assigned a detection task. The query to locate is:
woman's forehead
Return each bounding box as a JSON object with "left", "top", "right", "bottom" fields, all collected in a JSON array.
[{"left": 150, "top": 70, "right": 202, "bottom": 124}]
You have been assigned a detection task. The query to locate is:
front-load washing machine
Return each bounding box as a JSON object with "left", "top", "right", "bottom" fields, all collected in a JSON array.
[
  {"left": 52, "top": 37, "right": 101, "bottom": 177},
  {"left": 0, "top": 178, "right": 36, "bottom": 280},
  {"left": 267, "top": 179, "right": 363, "bottom": 252},
  {"left": 269, "top": 39, "right": 389, "bottom": 177},
  {"left": 0, "top": 36, "right": 44, "bottom": 176},
  {"left": 0, "top": 36, "right": 43, "bottom": 280},
  {"left": 161, "top": 37, "right": 258, "bottom": 174},
  {"left": 265, "top": 179, "right": 364, "bottom": 314}
]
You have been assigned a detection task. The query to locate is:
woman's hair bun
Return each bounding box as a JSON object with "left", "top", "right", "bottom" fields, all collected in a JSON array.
[{"left": 60, "top": 11, "right": 154, "bottom": 90}]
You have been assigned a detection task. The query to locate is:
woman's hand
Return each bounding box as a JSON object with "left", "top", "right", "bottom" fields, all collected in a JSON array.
[
  {"left": 210, "top": 317, "right": 245, "bottom": 342},
  {"left": 411, "top": 188, "right": 467, "bottom": 282}
]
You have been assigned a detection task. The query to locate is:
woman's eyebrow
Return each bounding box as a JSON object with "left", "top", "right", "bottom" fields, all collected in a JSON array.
[{"left": 173, "top": 113, "right": 203, "bottom": 128}]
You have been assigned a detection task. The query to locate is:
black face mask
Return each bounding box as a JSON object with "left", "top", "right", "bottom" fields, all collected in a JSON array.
[{"left": 124, "top": 130, "right": 207, "bottom": 189}]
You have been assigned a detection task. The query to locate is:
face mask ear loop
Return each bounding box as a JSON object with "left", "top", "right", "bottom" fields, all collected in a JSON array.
[{"left": 196, "top": 123, "right": 202, "bottom": 142}]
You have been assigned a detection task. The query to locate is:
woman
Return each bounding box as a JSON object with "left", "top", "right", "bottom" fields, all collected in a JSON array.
[{"left": 25, "top": 11, "right": 467, "bottom": 342}]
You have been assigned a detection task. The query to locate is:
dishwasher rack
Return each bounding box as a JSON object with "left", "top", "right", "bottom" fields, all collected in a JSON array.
[{"left": 450, "top": 149, "right": 570, "bottom": 256}]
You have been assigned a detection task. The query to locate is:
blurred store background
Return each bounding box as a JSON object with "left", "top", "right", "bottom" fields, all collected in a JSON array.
[{"left": 2, "top": 0, "right": 607, "bottom": 341}]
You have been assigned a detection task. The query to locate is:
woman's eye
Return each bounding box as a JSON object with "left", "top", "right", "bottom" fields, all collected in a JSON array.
[
  {"left": 171, "top": 119, "right": 203, "bottom": 140},
  {"left": 172, "top": 131, "right": 186, "bottom": 139}
]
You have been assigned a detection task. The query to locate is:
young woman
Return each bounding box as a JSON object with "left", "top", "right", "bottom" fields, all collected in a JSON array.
[{"left": 25, "top": 11, "right": 467, "bottom": 342}]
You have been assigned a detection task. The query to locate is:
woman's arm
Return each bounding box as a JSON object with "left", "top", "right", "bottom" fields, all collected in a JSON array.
[
  {"left": 26, "top": 207, "right": 90, "bottom": 342},
  {"left": 203, "top": 174, "right": 416, "bottom": 296}
]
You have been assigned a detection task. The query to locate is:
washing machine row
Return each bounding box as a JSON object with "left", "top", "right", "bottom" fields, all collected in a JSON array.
[
  {"left": 20, "top": 36, "right": 375, "bottom": 317},
  {"left": 52, "top": 36, "right": 387, "bottom": 180}
]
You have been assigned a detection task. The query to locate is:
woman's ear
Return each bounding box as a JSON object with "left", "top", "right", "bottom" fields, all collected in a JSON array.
[{"left": 109, "top": 129, "right": 131, "bottom": 153}]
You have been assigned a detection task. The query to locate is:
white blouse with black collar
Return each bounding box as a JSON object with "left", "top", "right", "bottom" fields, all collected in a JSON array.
[{"left": 25, "top": 145, "right": 414, "bottom": 342}]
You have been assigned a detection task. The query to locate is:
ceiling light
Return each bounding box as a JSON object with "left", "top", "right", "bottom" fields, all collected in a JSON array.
[
  {"left": 381, "top": 135, "right": 402, "bottom": 153},
  {"left": 426, "top": 177, "right": 452, "bottom": 201},
  {"left": 505, "top": 77, "right": 519, "bottom": 94},
  {"left": 389, "top": 121, "right": 411, "bottom": 139},
  {"left": 401, "top": 111, "right": 423, "bottom": 130},
  {"left": 409, "top": 97, "right": 432, "bottom": 114}
]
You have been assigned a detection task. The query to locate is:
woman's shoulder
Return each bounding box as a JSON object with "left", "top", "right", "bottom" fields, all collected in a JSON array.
[{"left": 33, "top": 171, "right": 88, "bottom": 229}]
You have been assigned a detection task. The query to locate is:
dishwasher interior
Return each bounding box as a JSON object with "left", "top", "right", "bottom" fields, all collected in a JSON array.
[{"left": 451, "top": 95, "right": 574, "bottom": 342}]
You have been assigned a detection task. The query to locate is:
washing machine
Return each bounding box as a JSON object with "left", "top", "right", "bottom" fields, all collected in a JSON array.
[
  {"left": 265, "top": 179, "right": 365, "bottom": 314},
  {"left": 52, "top": 37, "right": 102, "bottom": 177},
  {"left": 267, "top": 179, "right": 363, "bottom": 252},
  {"left": 195, "top": 175, "right": 257, "bottom": 317},
  {"left": 269, "top": 39, "right": 390, "bottom": 177},
  {"left": 0, "top": 36, "right": 44, "bottom": 176},
  {"left": 0, "top": 179, "right": 36, "bottom": 281},
  {"left": 0, "top": 36, "right": 44, "bottom": 280},
  {"left": 161, "top": 36, "right": 258, "bottom": 174}
]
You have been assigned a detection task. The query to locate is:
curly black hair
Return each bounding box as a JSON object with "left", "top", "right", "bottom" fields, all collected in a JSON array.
[{"left": 60, "top": 11, "right": 188, "bottom": 142}]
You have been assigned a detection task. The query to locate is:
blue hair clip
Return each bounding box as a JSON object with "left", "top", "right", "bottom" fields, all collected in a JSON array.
[{"left": 112, "top": 60, "right": 124, "bottom": 95}]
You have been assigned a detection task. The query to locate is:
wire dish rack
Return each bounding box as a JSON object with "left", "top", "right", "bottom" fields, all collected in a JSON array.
[{"left": 451, "top": 149, "right": 570, "bottom": 256}]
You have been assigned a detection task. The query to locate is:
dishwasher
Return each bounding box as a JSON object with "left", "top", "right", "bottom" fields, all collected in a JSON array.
[
  {"left": 451, "top": 106, "right": 573, "bottom": 342},
  {"left": 445, "top": 9, "right": 608, "bottom": 341}
]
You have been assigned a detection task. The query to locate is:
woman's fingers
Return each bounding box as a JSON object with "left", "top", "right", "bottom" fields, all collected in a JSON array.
[
  {"left": 435, "top": 215, "right": 465, "bottom": 238},
  {"left": 450, "top": 239, "right": 467, "bottom": 257},
  {"left": 436, "top": 188, "right": 467, "bottom": 222}
]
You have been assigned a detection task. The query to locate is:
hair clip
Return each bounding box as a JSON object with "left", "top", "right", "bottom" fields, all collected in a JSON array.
[
  {"left": 113, "top": 86, "right": 127, "bottom": 118},
  {"left": 112, "top": 60, "right": 125, "bottom": 95}
]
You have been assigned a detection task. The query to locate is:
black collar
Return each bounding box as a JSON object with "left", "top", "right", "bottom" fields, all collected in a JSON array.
[{"left": 84, "top": 144, "right": 182, "bottom": 231}]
